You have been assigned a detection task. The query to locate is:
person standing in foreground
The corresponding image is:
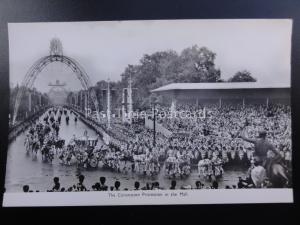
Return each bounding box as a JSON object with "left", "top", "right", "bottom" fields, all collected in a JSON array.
[
  {"left": 240, "top": 127, "right": 280, "bottom": 168},
  {"left": 240, "top": 126, "right": 290, "bottom": 186}
]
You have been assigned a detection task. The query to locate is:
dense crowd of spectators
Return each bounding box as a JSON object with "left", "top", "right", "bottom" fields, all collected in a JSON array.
[
  {"left": 17, "top": 100, "right": 292, "bottom": 191},
  {"left": 9, "top": 106, "right": 50, "bottom": 143},
  {"left": 155, "top": 102, "right": 292, "bottom": 167},
  {"left": 67, "top": 102, "right": 292, "bottom": 178}
]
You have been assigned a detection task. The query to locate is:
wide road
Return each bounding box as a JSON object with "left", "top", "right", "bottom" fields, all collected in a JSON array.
[{"left": 5, "top": 109, "right": 246, "bottom": 192}]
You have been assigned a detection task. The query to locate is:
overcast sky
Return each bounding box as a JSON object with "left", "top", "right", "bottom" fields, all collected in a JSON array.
[{"left": 8, "top": 19, "right": 292, "bottom": 92}]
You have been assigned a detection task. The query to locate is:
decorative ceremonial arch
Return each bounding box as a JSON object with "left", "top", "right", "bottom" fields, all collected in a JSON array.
[{"left": 12, "top": 38, "right": 100, "bottom": 124}]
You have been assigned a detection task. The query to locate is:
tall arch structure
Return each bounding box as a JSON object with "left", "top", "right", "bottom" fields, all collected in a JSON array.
[{"left": 12, "top": 39, "right": 100, "bottom": 124}]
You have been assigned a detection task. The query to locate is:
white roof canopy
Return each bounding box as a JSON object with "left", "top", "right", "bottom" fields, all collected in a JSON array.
[{"left": 151, "top": 82, "right": 290, "bottom": 92}]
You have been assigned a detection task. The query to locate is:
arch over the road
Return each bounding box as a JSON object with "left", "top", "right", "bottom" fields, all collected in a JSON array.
[{"left": 12, "top": 54, "right": 101, "bottom": 124}]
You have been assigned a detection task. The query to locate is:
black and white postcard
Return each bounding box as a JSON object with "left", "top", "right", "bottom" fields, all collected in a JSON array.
[{"left": 3, "top": 19, "right": 293, "bottom": 206}]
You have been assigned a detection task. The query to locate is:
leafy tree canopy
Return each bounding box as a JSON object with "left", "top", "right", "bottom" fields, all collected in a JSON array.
[
  {"left": 228, "top": 70, "right": 257, "bottom": 82},
  {"left": 119, "top": 45, "right": 221, "bottom": 108}
]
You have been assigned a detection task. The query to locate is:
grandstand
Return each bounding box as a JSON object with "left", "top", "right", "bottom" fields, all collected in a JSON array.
[{"left": 151, "top": 82, "right": 290, "bottom": 107}]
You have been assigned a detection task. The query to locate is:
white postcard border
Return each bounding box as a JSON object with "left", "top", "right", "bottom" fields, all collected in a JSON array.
[{"left": 3, "top": 189, "right": 293, "bottom": 207}]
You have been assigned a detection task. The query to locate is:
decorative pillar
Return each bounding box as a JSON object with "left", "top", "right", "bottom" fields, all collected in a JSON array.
[
  {"left": 242, "top": 98, "right": 245, "bottom": 109},
  {"left": 266, "top": 97, "right": 269, "bottom": 108},
  {"left": 122, "top": 88, "right": 126, "bottom": 123},
  {"left": 87, "top": 90, "right": 90, "bottom": 116},
  {"left": 219, "top": 98, "right": 222, "bottom": 108},
  {"left": 107, "top": 80, "right": 111, "bottom": 129},
  {"left": 153, "top": 102, "right": 156, "bottom": 146},
  {"left": 127, "top": 75, "right": 133, "bottom": 124},
  {"left": 71, "top": 93, "right": 73, "bottom": 107},
  {"left": 85, "top": 90, "right": 88, "bottom": 118},
  {"left": 76, "top": 92, "right": 78, "bottom": 109},
  {"left": 170, "top": 98, "right": 177, "bottom": 115}
]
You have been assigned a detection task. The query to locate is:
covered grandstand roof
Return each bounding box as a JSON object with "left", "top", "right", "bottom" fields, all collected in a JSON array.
[{"left": 151, "top": 82, "right": 290, "bottom": 92}]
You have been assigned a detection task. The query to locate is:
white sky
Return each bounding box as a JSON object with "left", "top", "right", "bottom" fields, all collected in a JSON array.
[{"left": 8, "top": 19, "right": 292, "bottom": 92}]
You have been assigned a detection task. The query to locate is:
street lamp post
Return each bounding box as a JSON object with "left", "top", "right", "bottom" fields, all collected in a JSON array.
[
  {"left": 151, "top": 94, "right": 158, "bottom": 147},
  {"left": 107, "top": 79, "right": 111, "bottom": 129},
  {"left": 153, "top": 101, "right": 156, "bottom": 147}
]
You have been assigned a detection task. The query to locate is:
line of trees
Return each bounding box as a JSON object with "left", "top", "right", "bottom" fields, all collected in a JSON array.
[
  {"left": 9, "top": 85, "right": 50, "bottom": 121},
  {"left": 88, "top": 45, "right": 257, "bottom": 109}
]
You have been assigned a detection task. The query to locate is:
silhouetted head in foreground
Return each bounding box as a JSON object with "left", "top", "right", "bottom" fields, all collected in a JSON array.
[
  {"left": 23, "top": 185, "right": 29, "bottom": 192},
  {"left": 54, "top": 177, "right": 59, "bottom": 184},
  {"left": 195, "top": 181, "right": 202, "bottom": 189},
  {"left": 114, "top": 181, "right": 121, "bottom": 190},
  {"left": 170, "top": 180, "right": 176, "bottom": 189},
  {"left": 78, "top": 175, "right": 85, "bottom": 184},
  {"left": 53, "top": 177, "right": 60, "bottom": 191},
  {"left": 100, "top": 177, "right": 106, "bottom": 185},
  {"left": 134, "top": 181, "right": 140, "bottom": 190}
]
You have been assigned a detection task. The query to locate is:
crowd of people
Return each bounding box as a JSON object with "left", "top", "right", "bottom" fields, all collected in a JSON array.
[
  {"left": 8, "top": 106, "right": 49, "bottom": 143},
  {"left": 19, "top": 99, "right": 292, "bottom": 190},
  {"left": 73, "top": 101, "right": 291, "bottom": 184},
  {"left": 24, "top": 107, "right": 71, "bottom": 162},
  {"left": 155, "top": 102, "right": 292, "bottom": 167}
]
